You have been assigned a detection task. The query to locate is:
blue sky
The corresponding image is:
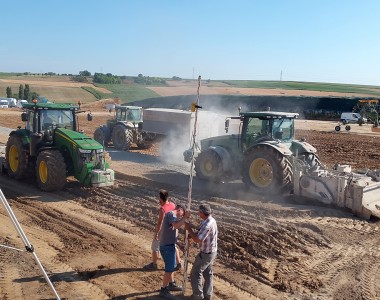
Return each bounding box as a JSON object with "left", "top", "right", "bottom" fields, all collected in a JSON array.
[{"left": 1, "top": 0, "right": 379, "bottom": 85}]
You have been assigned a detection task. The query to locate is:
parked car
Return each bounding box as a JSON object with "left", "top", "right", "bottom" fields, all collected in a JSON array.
[
  {"left": 340, "top": 112, "right": 367, "bottom": 124},
  {"left": 0, "top": 100, "right": 9, "bottom": 108}
]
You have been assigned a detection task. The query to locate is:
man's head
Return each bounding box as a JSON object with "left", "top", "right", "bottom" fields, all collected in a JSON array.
[
  {"left": 199, "top": 203, "right": 211, "bottom": 217},
  {"left": 159, "top": 189, "right": 169, "bottom": 202},
  {"left": 175, "top": 204, "right": 186, "bottom": 217}
]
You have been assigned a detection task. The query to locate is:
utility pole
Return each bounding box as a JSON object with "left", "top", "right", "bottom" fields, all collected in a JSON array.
[{"left": 280, "top": 70, "right": 283, "bottom": 81}]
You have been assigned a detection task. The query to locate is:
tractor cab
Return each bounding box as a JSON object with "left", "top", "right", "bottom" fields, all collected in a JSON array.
[
  {"left": 115, "top": 105, "right": 143, "bottom": 123},
  {"left": 240, "top": 111, "right": 297, "bottom": 150}
]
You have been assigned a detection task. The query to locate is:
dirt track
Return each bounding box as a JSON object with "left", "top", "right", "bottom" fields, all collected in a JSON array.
[{"left": 1, "top": 108, "right": 380, "bottom": 299}]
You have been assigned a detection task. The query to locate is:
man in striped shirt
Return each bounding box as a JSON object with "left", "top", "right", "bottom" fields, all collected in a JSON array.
[{"left": 185, "top": 203, "right": 218, "bottom": 300}]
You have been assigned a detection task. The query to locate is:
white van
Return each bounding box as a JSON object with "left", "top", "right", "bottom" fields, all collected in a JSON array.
[
  {"left": 0, "top": 100, "right": 9, "bottom": 108},
  {"left": 340, "top": 112, "right": 367, "bottom": 124}
]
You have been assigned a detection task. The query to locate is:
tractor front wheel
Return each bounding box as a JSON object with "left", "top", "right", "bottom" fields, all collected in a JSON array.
[
  {"left": 5, "top": 135, "right": 30, "bottom": 179},
  {"left": 36, "top": 150, "right": 67, "bottom": 192},
  {"left": 194, "top": 149, "right": 222, "bottom": 182},
  {"left": 112, "top": 125, "right": 133, "bottom": 150},
  {"left": 242, "top": 146, "right": 292, "bottom": 194}
]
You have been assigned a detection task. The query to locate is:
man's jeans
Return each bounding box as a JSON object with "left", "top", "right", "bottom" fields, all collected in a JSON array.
[{"left": 190, "top": 251, "right": 217, "bottom": 299}]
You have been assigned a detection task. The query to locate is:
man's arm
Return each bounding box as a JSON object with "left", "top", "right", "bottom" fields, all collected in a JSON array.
[
  {"left": 185, "top": 223, "right": 202, "bottom": 243},
  {"left": 171, "top": 211, "right": 191, "bottom": 229},
  {"left": 154, "top": 208, "right": 165, "bottom": 239}
]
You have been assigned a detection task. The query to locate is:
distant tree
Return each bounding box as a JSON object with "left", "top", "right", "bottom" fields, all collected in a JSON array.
[
  {"left": 172, "top": 76, "right": 181, "bottom": 81},
  {"left": 24, "top": 84, "right": 30, "bottom": 100},
  {"left": 18, "top": 84, "right": 24, "bottom": 99},
  {"left": 93, "top": 72, "right": 121, "bottom": 84},
  {"left": 6, "top": 86, "right": 12, "bottom": 98},
  {"left": 79, "top": 70, "right": 91, "bottom": 76},
  {"left": 71, "top": 75, "right": 88, "bottom": 83},
  {"left": 31, "top": 92, "right": 39, "bottom": 101}
]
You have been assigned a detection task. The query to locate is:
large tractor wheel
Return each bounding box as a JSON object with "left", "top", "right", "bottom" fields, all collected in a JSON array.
[
  {"left": 194, "top": 149, "right": 222, "bottom": 182},
  {"left": 242, "top": 146, "right": 292, "bottom": 194},
  {"left": 112, "top": 124, "right": 133, "bottom": 150},
  {"left": 36, "top": 150, "right": 67, "bottom": 192},
  {"left": 94, "top": 125, "right": 111, "bottom": 146},
  {"left": 5, "top": 135, "right": 30, "bottom": 179}
]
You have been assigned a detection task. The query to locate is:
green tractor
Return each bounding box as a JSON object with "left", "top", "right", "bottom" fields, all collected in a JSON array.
[
  {"left": 2, "top": 102, "right": 114, "bottom": 191},
  {"left": 93, "top": 105, "right": 154, "bottom": 150},
  {"left": 184, "top": 111, "right": 319, "bottom": 194}
]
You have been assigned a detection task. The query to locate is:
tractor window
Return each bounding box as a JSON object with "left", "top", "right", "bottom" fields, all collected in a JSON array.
[
  {"left": 272, "top": 118, "right": 294, "bottom": 141},
  {"left": 41, "top": 110, "right": 74, "bottom": 131},
  {"left": 127, "top": 109, "right": 142, "bottom": 122}
]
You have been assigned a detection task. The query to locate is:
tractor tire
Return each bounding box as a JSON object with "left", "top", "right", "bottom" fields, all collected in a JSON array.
[
  {"left": 5, "top": 135, "right": 32, "bottom": 179},
  {"left": 36, "top": 150, "right": 67, "bottom": 192},
  {"left": 112, "top": 124, "right": 133, "bottom": 150},
  {"left": 94, "top": 125, "right": 111, "bottom": 146},
  {"left": 194, "top": 149, "right": 222, "bottom": 182},
  {"left": 242, "top": 145, "right": 292, "bottom": 194}
]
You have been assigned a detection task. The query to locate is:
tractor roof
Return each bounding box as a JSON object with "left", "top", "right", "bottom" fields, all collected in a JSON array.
[
  {"left": 115, "top": 105, "right": 142, "bottom": 110},
  {"left": 241, "top": 111, "right": 299, "bottom": 119},
  {"left": 22, "top": 102, "right": 79, "bottom": 110}
]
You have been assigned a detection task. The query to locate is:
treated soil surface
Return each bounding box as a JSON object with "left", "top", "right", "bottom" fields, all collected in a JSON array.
[{"left": 1, "top": 104, "right": 380, "bottom": 300}]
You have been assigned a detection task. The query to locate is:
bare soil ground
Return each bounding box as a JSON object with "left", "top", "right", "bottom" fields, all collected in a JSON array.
[{"left": 1, "top": 104, "right": 380, "bottom": 300}]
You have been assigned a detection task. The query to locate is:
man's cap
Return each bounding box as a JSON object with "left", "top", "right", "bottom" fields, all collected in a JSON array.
[
  {"left": 199, "top": 203, "right": 211, "bottom": 215},
  {"left": 175, "top": 204, "right": 186, "bottom": 213}
]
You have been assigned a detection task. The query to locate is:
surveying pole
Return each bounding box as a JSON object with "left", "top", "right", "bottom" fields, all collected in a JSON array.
[{"left": 181, "top": 75, "right": 202, "bottom": 295}]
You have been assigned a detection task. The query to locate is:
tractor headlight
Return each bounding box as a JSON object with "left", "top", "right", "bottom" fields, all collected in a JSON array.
[{"left": 78, "top": 149, "right": 92, "bottom": 154}]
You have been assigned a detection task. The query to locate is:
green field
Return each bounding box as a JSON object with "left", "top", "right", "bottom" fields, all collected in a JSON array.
[
  {"left": 1, "top": 72, "right": 380, "bottom": 104},
  {"left": 221, "top": 80, "right": 380, "bottom": 96}
]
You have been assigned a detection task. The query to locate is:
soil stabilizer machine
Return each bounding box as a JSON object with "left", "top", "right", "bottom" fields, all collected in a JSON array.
[
  {"left": 184, "top": 110, "right": 380, "bottom": 219},
  {"left": 94, "top": 105, "right": 154, "bottom": 150},
  {"left": 1, "top": 102, "right": 114, "bottom": 191}
]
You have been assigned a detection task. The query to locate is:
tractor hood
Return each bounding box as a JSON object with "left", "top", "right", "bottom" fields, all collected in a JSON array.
[
  {"left": 200, "top": 134, "right": 238, "bottom": 150},
  {"left": 55, "top": 128, "right": 103, "bottom": 150}
]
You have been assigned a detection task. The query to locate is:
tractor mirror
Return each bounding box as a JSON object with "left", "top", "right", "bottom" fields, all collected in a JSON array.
[
  {"left": 225, "top": 119, "right": 230, "bottom": 133},
  {"left": 87, "top": 112, "right": 93, "bottom": 121},
  {"left": 21, "top": 113, "right": 29, "bottom": 122}
]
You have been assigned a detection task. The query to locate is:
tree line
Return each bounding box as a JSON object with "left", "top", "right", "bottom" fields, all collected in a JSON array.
[{"left": 5, "top": 84, "right": 38, "bottom": 100}]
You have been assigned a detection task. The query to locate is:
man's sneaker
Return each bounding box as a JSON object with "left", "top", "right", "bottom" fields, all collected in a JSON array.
[
  {"left": 190, "top": 295, "right": 205, "bottom": 300},
  {"left": 174, "top": 262, "right": 182, "bottom": 271},
  {"left": 167, "top": 280, "right": 182, "bottom": 291},
  {"left": 159, "top": 286, "right": 176, "bottom": 299},
  {"left": 143, "top": 262, "right": 157, "bottom": 271}
]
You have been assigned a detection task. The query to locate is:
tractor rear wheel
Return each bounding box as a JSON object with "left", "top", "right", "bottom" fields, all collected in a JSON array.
[
  {"left": 194, "top": 149, "right": 222, "bottom": 182},
  {"left": 5, "top": 135, "right": 31, "bottom": 179},
  {"left": 112, "top": 125, "right": 133, "bottom": 150},
  {"left": 94, "top": 125, "right": 111, "bottom": 146},
  {"left": 242, "top": 145, "right": 292, "bottom": 194},
  {"left": 36, "top": 150, "right": 67, "bottom": 192}
]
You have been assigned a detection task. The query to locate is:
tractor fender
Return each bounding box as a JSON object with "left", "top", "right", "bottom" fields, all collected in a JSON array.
[
  {"left": 246, "top": 141, "right": 293, "bottom": 157},
  {"left": 207, "top": 146, "right": 232, "bottom": 172},
  {"left": 290, "top": 140, "right": 317, "bottom": 155},
  {"left": 117, "top": 121, "right": 137, "bottom": 129},
  {"left": 9, "top": 130, "right": 30, "bottom": 148}
]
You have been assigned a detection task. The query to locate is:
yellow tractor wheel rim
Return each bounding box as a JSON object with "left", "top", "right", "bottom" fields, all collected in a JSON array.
[
  {"left": 201, "top": 160, "right": 214, "bottom": 175},
  {"left": 9, "top": 145, "right": 20, "bottom": 173},
  {"left": 249, "top": 158, "right": 273, "bottom": 187},
  {"left": 39, "top": 161, "right": 48, "bottom": 183}
]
